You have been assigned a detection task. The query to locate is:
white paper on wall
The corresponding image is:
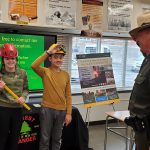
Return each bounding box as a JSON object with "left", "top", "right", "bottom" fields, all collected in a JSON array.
[
  {"left": 45, "top": 0, "right": 76, "bottom": 28},
  {"left": 0, "top": 2, "right": 2, "bottom": 22},
  {"left": 107, "top": 0, "right": 133, "bottom": 32}
]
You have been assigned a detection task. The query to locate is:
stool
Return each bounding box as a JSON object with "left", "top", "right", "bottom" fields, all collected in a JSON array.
[{"left": 104, "top": 110, "right": 134, "bottom": 150}]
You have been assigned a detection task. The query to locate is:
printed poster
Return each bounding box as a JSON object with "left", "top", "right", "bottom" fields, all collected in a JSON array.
[
  {"left": 76, "top": 53, "right": 120, "bottom": 108},
  {"left": 8, "top": 0, "right": 37, "bottom": 24},
  {"left": 45, "top": 0, "right": 76, "bottom": 28},
  {"left": 107, "top": 0, "right": 133, "bottom": 32},
  {"left": 81, "top": 0, "right": 103, "bottom": 37}
]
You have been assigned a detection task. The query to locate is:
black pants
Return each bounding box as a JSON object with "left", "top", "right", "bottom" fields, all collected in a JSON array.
[
  {"left": 135, "top": 130, "right": 150, "bottom": 150},
  {"left": 0, "top": 106, "right": 22, "bottom": 150}
]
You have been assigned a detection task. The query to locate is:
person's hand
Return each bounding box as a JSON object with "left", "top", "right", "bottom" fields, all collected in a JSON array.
[
  {"left": 65, "top": 114, "right": 72, "bottom": 126},
  {"left": 0, "top": 80, "right": 5, "bottom": 91},
  {"left": 18, "top": 97, "right": 25, "bottom": 104},
  {"left": 47, "top": 43, "right": 61, "bottom": 54}
]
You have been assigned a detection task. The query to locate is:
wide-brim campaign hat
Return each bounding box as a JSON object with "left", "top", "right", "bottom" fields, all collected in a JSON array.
[{"left": 129, "top": 11, "right": 150, "bottom": 40}]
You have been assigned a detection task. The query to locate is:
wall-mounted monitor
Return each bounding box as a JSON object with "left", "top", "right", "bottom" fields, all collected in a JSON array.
[{"left": 0, "top": 33, "right": 56, "bottom": 91}]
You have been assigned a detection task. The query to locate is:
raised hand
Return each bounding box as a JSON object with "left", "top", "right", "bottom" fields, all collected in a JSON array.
[{"left": 47, "top": 43, "right": 61, "bottom": 55}]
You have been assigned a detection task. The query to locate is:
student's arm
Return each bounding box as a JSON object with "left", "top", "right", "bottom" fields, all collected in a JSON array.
[
  {"left": 31, "top": 52, "right": 48, "bottom": 77},
  {"left": 31, "top": 44, "right": 60, "bottom": 76},
  {"left": 65, "top": 75, "right": 72, "bottom": 115},
  {"left": 65, "top": 74, "right": 72, "bottom": 126}
]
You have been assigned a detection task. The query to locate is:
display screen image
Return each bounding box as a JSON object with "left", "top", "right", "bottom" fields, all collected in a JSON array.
[{"left": 0, "top": 33, "right": 56, "bottom": 91}]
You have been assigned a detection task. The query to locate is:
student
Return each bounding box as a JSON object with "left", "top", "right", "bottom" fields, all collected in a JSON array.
[
  {"left": 128, "top": 12, "right": 150, "bottom": 150},
  {"left": 0, "top": 43, "right": 29, "bottom": 150},
  {"left": 31, "top": 43, "right": 72, "bottom": 150}
]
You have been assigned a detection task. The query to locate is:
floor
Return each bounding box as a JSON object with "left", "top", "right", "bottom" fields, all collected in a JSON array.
[{"left": 88, "top": 123, "right": 135, "bottom": 150}]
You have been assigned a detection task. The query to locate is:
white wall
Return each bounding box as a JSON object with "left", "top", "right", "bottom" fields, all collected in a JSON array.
[
  {"left": 0, "top": 0, "right": 82, "bottom": 30},
  {"left": 1, "top": 0, "right": 150, "bottom": 32}
]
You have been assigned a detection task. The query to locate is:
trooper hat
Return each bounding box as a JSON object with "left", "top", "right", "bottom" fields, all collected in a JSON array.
[{"left": 129, "top": 11, "right": 150, "bottom": 40}]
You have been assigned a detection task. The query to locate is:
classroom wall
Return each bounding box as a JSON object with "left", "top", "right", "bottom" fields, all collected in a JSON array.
[
  {"left": 1, "top": 0, "right": 149, "bottom": 33},
  {"left": 1, "top": 0, "right": 150, "bottom": 122},
  {"left": 0, "top": 0, "right": 82, "bottom": 31},
  {"left": 71, "top": 0, "right": 149, "bottom": 121}
]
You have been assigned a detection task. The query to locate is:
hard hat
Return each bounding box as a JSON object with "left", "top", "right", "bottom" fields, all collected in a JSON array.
[
  {"left": 0, "top": 43, "right": 18, "bottom": 58},
  {"left": 55, "top": 45, "right": 66, "bottom": 55},
  {"left": 50, "top": 43, "right": 66, "bottom": 55}
]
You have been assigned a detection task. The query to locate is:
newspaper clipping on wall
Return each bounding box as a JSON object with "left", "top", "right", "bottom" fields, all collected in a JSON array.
[
  {"left": 76, "top": 53, "right": 120, "bottom": 108},
  {"left": 45, "top": 0, "right": 76, "bottom": 28},
  {"left": 107, "top": 0, "right": 133, "bottom": 32}
]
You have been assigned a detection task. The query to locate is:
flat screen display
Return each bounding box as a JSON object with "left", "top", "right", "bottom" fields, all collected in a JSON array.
[{"left": 0, "top": 33, "right": 56, "bottom": 91}]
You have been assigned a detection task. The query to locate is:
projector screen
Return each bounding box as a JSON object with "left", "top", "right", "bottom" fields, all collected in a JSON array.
[{"left": 0, "top": 33, "right": 56, "bottom": 91}]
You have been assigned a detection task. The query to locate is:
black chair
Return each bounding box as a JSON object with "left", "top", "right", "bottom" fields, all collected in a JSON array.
[{"left": 61, "top": 107, "right": 89, "bottom": 150}]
